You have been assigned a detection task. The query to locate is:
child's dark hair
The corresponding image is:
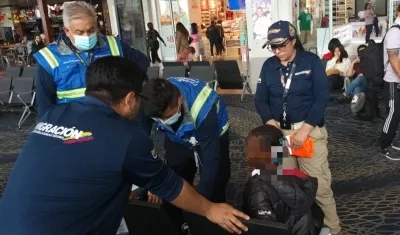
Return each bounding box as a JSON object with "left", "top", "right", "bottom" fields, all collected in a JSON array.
[
  {"left": 189, "top": 46, "right": 196, "bottom": 54},
  {"left": 246, "top": 125, "right": 284, "bottom": 148}
]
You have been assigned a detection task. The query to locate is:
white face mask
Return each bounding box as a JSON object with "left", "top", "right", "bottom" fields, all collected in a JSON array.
[{"left": 153, "top": 111, "right": 181, "bottom": 126}]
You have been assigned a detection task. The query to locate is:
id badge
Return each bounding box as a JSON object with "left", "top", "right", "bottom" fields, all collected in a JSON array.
[{"left": 279, "top": 113, "right": 292, "bottom": 130}]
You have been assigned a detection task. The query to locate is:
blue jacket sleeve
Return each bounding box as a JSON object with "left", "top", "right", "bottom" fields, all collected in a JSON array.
[
  {"left": 197, "top": 104, "right": 220, "bottom": 199},
  {"left": 122, "top": 127, "right": 183, "bottom": 202},
  {"left": 304, "top": 59, "right": 329, "bottom": 127},
  {"left": 122, "top": 43, "right": 150, "bottom": 73},
  {"left": 36, "top": 64, "right": 57, "bottom": 118},
  {"left": 254, "top": 62, "right": 273, "bottom": 124}
]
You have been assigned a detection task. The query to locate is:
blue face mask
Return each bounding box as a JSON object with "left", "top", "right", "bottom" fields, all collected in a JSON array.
[
  {"left": 153, "top": 111, "right": 181, "bottom": 126},
  {"left": 73, "top": 33, "right": 97, "bottom": 51}
]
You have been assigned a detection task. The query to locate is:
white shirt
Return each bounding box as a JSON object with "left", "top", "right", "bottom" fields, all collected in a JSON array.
[
  {"left": 326, "top": 57, "right": 351, "bottom": 75},
  {"left": 383, "top": 18, "right": 400, "bottom": 83}
]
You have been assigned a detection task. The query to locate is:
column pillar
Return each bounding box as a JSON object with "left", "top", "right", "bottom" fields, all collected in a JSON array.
[{"left": 37, "top": 0, "right": 54, "bottom": 44}]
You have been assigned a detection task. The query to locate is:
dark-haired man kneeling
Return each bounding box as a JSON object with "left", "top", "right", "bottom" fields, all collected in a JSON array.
[
  {"left": 0, "top": 57, "right": 249, "bottom": 235},
  {"left": 139, "top": 77, "right": 231, "bottom": 233}
]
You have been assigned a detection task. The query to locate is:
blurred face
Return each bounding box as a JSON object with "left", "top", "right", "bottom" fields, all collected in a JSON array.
[
  {"left": 159, "top": 95, "right": 183, "bottom": 121},
  {"left": 147, "top": 23, "right": 153, "bottom": 30},
  {"left": 257, "top": 8, "right": 263, "bottom": 16},
  {"left": 270, "top": 39, "right": 296, "bottom": 61},
  {"left": 334, "top": 47, "right": 341, "bottom": 58},
  {"left": 64, "top": 16, "right": 97, "bottom": 45},
  {"left": 367, "top": 4, "right": 371, "bottom": 9},
  {"left": 35, "top": 36, "right": 41, "bottom": 42},
  {"left": 245, "top": 136, "right": 287, "bottom": 169}
]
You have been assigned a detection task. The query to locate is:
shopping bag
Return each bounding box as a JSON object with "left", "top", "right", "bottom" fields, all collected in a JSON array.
[
  {"left": 116, "top": 218, "right": 129, "bottom": 235},
  {"left": 285, "top": 135, "right": 314, "bottom": 158}
]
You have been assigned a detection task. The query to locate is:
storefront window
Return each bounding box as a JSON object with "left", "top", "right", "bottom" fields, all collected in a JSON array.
[{"left": 115, "top": 0, "right": 147, "bottom": 54}]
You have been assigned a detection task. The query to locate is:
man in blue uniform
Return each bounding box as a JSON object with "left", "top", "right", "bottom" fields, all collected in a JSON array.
[
  {"left": 0, "top": 56, "right": 249, "bottom": 235},
  {"left": 139, "top": 78, "right": 230, "bottom": 233},
  {"left": 34, "top": 1, "right": 149, "bottom": 117}
]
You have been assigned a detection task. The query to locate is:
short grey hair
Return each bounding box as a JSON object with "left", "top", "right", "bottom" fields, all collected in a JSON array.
[{"left": 63, "top": 1, "right": 97, "bottom": 28}]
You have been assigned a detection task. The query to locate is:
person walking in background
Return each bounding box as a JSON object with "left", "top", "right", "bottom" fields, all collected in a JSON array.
[
  {"left": 190, "top": 23, "right": 201, "bottom": 60},
  {"left": 364, "top": 3, "right": 375, "bottom": 43},
  {"left": 175, "top": 22, "right": 190, "bottom": 55},
  {"left": 216, "top": 20, "right": 225, "bottom": 55},
  {"left": 206, "top": 21, "right": 220, "bottom": 59},
  {"left": 146, "top": 22, "right": 166, "bottom": 67}
]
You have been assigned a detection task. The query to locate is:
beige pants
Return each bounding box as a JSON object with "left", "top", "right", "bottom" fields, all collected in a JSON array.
[
  {"left": 280, "top": 124, "right": 341, "bottom": 234},
  {"left": 300, "top": 30, "right": 310, "bottom": 44}
]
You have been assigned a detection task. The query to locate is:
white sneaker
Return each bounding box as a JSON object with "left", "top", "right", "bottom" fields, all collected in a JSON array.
[{"left": 159, "top": 62, "right": 164, "bottom": 70}]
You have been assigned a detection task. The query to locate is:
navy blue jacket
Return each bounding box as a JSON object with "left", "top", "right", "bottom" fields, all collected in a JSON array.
[
  {"left": 35, "top": 43, "right": 150, "bottom": 117},
  {"left": 0, "top": 96, "right": 182, "bottom": 235},
  {"left": 254, "top": 50, "right": 329, "bottom": 127}
]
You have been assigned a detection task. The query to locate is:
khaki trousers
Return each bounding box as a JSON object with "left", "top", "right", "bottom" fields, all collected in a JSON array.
[
  {"left": 280, "top": 124, "right": 341, "bottom": 234},
  {"left": 300, "top": 30, "right": 310, "bottom": 44}
]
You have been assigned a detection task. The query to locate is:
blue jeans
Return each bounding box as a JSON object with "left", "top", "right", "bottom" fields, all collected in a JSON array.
[{"left": 344, "top": 76, "right": 367, "bottom": 96}]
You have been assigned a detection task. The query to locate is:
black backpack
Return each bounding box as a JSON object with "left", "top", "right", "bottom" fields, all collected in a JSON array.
[
  {"left": 352, "top": 92, "right": 381, "bottom": 121},
  {"left": 359, "top": 25, "right": 400, "bottom": 86}
]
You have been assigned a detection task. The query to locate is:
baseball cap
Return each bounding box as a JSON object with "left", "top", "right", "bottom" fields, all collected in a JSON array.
[{"left": 266, "top": 21, "right": 298, "bottom": 46}]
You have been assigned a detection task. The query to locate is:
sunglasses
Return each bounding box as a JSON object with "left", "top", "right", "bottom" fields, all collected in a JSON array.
[{"left": 268, "top": 39, "right": 291, "bottom": 52}]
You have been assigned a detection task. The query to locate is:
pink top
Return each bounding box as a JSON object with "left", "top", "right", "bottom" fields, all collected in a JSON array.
[{"left": 364, "top": 9, "right": 374, "bottom": 25}]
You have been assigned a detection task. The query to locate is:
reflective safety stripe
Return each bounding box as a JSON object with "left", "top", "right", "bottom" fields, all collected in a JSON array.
[
  {"left": 190, "top": 86, "right": 213, "bottom": 125},
  {"left": 56, "top": 88, "right": 86, "bottom": 99},
  {"left": 220, "top": 122, "right": 229, "bottom": 136},
  {"left": 106, "top": 36, "right": 120, "bottom": 56},
  {"left": 39, "top": 47, "right": 59, "bottom": 69}
]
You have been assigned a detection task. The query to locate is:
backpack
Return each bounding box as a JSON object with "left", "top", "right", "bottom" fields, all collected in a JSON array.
[
  {"left": 351, "top": 92, "right": 380, "bottom": 121},
  {"left": 359, "top": 25, "right": 400, "bottom": 86}
]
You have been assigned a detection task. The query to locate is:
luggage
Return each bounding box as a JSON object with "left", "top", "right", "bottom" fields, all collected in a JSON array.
[{"left": 351, "top": 92, "right": 380, "bottom": 121}]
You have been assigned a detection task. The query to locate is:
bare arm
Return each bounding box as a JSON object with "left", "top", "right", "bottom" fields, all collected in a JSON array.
[{"left": 388, "top": 49, "right": 400, "bottom": 78}]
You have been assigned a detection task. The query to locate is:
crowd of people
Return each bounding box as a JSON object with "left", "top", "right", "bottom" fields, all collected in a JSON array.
[
  {"left": 1, "top": 1, "right": 400, "bottom": 235},
  {"left": 146, "top": 19, "right": 225, "bottom": 69}
]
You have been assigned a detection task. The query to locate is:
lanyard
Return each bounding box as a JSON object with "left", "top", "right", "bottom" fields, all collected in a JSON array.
[
  {"left": 73, "top": 50, "right": 94, "bottom": 67},
  {"left": 279, "top": 63, "right": 296, "bottom": 115}
]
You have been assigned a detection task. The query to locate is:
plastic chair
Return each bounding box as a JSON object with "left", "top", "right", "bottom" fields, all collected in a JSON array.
[
  {"left": 10, "top": 77, "right": 36, "bottom": 128},
  {"left": 189, "top": 65, "right": 217, "bottom": 90}
]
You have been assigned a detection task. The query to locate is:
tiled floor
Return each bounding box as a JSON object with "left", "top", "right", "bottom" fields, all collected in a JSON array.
[{"left": 1, "top": 95, "right": 400, "bottom": 234}]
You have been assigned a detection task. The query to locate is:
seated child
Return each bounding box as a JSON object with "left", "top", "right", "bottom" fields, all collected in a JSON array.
[{"left": 242, "top": 125, "right": 324, "bottom": 235}]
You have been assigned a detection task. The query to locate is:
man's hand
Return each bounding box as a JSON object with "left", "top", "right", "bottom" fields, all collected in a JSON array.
[
  {"left": 129, "top": 191, "right": 139, "bottom": 200},
  {"left": 148, "top": 192, "right": 163, "bottom": 204},
  {"left": 206, "top": 203, "right": 249, "bottom": 234},
  {"left": 291, "top": 129, "right": 309, "bottom": 149},
  {"left": 266, "top": 119, "right": 279, "bottom": 128}
]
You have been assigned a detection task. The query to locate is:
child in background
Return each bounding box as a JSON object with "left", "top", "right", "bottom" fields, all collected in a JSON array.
[{"left": 242, "top": 125, "right": 324, "bottom": 235}]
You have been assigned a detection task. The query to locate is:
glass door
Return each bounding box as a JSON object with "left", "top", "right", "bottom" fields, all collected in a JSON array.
[
  {"left": 115, "top": 0, "right": 147, "bottom": 54},
  {"left": 157, "top": 0, "right": 190, "bottom": 61}
]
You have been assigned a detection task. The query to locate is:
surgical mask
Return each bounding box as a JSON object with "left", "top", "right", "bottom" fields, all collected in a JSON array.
[
  {"left": 153, "top": 111, "right": 181, "bottom": 126},
  {"left": 73, "top": 33, "right": 97, "bottom": 51}
]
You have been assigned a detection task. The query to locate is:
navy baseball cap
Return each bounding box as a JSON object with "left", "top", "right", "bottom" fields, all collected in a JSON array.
[{"left": 266, "top": 21, "right": 297, "bottom": 45}]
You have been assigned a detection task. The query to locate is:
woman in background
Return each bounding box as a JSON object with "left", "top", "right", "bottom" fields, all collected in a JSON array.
[
  {"left": 190, "top": 23, "right": 200, "bottom": 60},
  {"left": 175, "top": 22, "right": 189, "bottom": 55},
  {"left": 325, "top": 44, "right": 351, "bottom": 91},
  {"left": 28, "top": 34, "right": 45, "bottom": 66},
  {"left": 364, "top": 3, "right": 375, "bottom": 43}
]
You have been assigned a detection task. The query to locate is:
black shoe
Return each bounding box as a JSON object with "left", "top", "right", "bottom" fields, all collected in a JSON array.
[{"left": 380, "top": 147, "right": 400, "bottom": 160}]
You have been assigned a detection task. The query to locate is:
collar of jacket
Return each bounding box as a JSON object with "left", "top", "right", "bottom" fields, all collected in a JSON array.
[{"left": 55, "top": 33, "right": 107, "bottom": 55}]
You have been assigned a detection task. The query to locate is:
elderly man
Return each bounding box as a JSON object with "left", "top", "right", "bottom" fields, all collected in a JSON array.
[{"left": 34, "top": 1, "right": 149, "bottom": 117}]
